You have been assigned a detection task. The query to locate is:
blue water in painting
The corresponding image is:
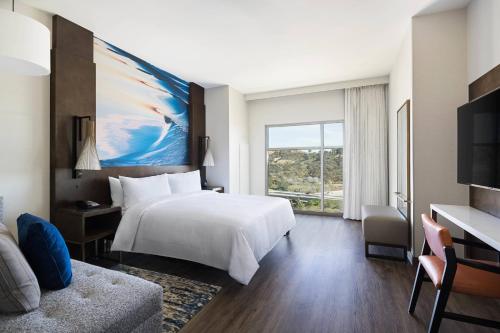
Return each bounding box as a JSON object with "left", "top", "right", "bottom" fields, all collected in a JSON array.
[
  {"left": 95, "top": 37, "right": 190, "bottom": 167},
  {"left": 100, "top": 123, "right": 188, "bottom": 167}
]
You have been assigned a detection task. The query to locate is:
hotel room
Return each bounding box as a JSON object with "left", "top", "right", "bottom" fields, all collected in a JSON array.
[{"left": 0, "top": 0, "right": 499, "bottom": 332}]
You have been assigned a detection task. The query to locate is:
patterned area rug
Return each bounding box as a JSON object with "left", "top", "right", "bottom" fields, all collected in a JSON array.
[{"left": 117, "top": 265, "right": 221, "bottom": 333}]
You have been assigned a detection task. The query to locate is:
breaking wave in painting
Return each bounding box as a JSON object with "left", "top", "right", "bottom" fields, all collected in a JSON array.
[{"left": 94, "top": 37, "right": 190, "bottom": 167}]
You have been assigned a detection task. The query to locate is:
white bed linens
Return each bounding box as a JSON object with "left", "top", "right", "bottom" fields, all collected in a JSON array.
[{"left": 111, "top": 191, "right": 296, "bottom": 285}]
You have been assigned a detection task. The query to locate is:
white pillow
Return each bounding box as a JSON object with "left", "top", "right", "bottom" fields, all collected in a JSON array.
[
  {"left": 119, "top": 174, "right": 171, "bottom": 210},
  {"left": 168, "top": 170, "right": 202, "bottom": 194},
  {"left": 108, "top": 177, "right": 124, "bottom": 208}
]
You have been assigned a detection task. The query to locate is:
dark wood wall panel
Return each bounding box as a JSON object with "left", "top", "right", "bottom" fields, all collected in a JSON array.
[
  {"left": 50, "top": 16, "right": 96, "bottom": 220},
  {"left": 470, "top": 186, "right": 500, "bottom": 218},
  {"left": 467, "top": 64, "right": 500, "bottom": 260},
  {"left": 52, "top": 16, "right": 94, "bottom": 59},
  {"left": 469, "top": 64, "right": 500, "bottom": 100},
  {"left": 51, "top": 51, "right": 96, "bottom": 169},
  {"left": 50, "top": 16, "right": 205, "bottom": 220},
  {"left": 189, "top": 83, "right": 206, "bottom": 167},
  {"left": 188, "top": 83, "right": 206, "bottom": 183},
  {"left": 468, "top": 64, "right": 500, "bottom": 217}
]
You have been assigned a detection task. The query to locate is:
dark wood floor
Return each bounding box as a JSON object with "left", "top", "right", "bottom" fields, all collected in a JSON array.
[{"left": 108, "top": 215, "right": 500, "bottom": 333}]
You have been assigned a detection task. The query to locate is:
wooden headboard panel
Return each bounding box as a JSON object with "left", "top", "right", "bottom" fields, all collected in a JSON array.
[{"left": 50, "top": 16, "right": 205, "bottom": 220}]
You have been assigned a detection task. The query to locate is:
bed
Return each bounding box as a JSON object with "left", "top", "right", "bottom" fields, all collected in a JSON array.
[{"left": 111, "top": 190, "right": 296, "bottom": 285}]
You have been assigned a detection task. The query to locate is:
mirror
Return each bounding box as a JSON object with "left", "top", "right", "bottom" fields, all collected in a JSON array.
[{"left": 397, "top": 100, "right": 411, "bottom": 219}]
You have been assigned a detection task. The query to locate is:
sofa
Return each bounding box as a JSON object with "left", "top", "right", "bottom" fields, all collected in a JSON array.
[{"left": 0, "top": 259, "right": 163, "bottom": 333}]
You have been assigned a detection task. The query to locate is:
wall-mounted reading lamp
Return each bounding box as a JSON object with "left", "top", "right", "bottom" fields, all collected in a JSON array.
[
  {"left": 73, "top": 116, "right": 101, "bottom": 178},
  {"left": 199, "top": 136, "right": 215, "bottom": 187}
]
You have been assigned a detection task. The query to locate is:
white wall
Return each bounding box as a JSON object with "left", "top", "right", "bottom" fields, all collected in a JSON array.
[
  {"left": 467, "top": 0, "right": 500, "bottom": 83},
  {"left": 411, "top": 9, "right": 469, "bottom": 255},
  {"left": 248, "top": 90, "right": 344, "bottom": 195},
  {"left": 388, "top": 28, "right": 413, "bottom": 258},
  {"left": 0, "top": 2, "right": 51, "bottom": 237},
  {"left": 228, "top": 87, "right": 249, "bottom": 194},
  {"left": 205, "top": 85, "right": 248, "bottom": 193},
  {"left": 205, "top": 86, "right": 230, "bottom": 191},
  {"left": 388, "top": 28, "right": 412, "bottom": 209},
  {"left": 388, "top": 9, "right": 470, "bottom": 256},
  {"left": 246, "top": 76, "right": 389, "bottom": 101}
]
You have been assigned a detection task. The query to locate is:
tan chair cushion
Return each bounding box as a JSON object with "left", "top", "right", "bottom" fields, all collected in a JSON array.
[
  {"left": 421, "top": 214, "right": 453, "bottom": 261},
  {"left": 419, "top": 255, "right": 500, "bottom": 298},
  {"left": 362, "top": 205, "right": 408, "bottom": 246}
]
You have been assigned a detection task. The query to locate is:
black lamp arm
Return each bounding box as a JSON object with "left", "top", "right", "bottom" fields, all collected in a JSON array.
[
  {"left": 198, "top": 136, "right": 210, "bottom": 186},
  {"left": 75, "top": 116, "right": 91, "bottom": 141}
]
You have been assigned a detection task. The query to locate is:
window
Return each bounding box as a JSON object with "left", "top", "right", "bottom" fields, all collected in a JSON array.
[{"left": 266, "top": 121, "right": 344, "bottom": 213}]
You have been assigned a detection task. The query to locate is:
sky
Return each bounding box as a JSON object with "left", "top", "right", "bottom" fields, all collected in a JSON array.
[{"left": 268, "top": 123, "right": 343, "bottom": 149}]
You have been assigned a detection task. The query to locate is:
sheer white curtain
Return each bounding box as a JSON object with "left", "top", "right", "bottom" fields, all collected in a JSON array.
[{"left": 343, "top": 84, "right": 388, "bottom": 220}]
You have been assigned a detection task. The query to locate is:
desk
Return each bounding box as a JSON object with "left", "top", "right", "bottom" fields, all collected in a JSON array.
[{"left": 430, "top": 204, "right": 500, "bottom": 252}]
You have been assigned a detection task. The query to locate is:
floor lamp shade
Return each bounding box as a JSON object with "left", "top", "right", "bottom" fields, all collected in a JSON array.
[
  {"left": 0, "top": 9, "right": 50, "bottom": 76},
  {"left": 75, "top": 121, "right": 101, "bottom": 170}
]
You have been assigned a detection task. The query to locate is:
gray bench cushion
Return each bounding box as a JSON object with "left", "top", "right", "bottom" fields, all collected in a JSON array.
[
  {"left": 362, "top": 205, "right": 408, "bottom": 246},
  {"left": 0, "top": 260, "right": 163, "bottom": 333}
]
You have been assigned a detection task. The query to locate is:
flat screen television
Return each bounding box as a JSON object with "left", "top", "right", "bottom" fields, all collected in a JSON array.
[{"left": 457, "top": 87, "right": 500, "bottom": 188}]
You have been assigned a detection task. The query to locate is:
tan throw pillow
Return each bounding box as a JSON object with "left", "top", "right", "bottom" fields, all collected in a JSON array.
[{"left": 0, "top": 223, "right": 41, "bottom": 313}]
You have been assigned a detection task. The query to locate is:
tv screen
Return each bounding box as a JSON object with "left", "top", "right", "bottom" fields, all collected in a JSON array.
[{"left": 457, "top": 88, "right": 500, "bottom": 188}]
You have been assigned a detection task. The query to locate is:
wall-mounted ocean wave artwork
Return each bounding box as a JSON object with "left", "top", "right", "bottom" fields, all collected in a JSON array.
[{"left": 94, "top": 37, "right": 190, "bottom": 167}]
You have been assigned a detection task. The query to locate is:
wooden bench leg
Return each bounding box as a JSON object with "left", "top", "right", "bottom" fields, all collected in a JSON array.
[{"left": 365, "top": 242, "right": 407, "bottom": 262}]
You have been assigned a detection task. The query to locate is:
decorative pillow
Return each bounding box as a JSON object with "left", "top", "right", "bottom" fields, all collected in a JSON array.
[
  {"left": 168, "top": 170, "right": 202, "bottom": 194},
  {"left": 120, "top": 173, "right": 172, "bottom": 211},
  {"left": 17, "top": 214, "right": 72, "bottom": 290},
  {"left": 0, "top": 223, "right": 41, "bottom": 313},
  {"left": 109, "top": 176, "right": 124, "bottom": 207}
]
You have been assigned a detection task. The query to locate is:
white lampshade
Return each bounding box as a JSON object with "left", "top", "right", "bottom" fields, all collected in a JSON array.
[
  {"left": 203, "top": 148, "right": 215, "bottom": 167},
  {"left": 0, "top": 9, "right": 50, "bottom": 76},
  {"left": 75, "top": 121, "right": 101, "bottom": 171}
]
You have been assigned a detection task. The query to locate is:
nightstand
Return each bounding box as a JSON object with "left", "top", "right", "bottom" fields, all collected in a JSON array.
[
  {"left": 202, "top": 185, "right": 224, "bottom": 193},
  {"left": 54, "top": 206, "right": 122, "bottom": 262}
]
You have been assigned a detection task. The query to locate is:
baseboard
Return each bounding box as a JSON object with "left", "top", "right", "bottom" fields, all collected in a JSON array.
[{"left": 293, "top": 210, "right": 342, "bottom": 217}]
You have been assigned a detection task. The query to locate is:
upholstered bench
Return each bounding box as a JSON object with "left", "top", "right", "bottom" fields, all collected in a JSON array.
[
  {"left": 0, "top": 260, "right": 163, "bottom": 333},
  {"left": 362, "top": 205, "right": 409, "bottom": 262}
]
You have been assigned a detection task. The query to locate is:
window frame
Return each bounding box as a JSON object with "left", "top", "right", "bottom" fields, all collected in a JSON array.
[{"left": 265, "top": 120, "right": 344, "bottom": 215}]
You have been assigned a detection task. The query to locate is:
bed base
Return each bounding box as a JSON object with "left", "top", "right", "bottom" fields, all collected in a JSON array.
[{"left": 116, "top": 231, "right": 291, "bottom": 269}]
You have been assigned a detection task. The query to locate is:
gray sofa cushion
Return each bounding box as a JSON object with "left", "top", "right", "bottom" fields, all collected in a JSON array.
[
  {"left": 0, "top": 260, "right": 163, "bottom": 333},
  {"left": 362, "top": 205, "right": 408, "bottom": 246},
  {"left": 0, "top": 222, "right": 41, "bottom": 313}
]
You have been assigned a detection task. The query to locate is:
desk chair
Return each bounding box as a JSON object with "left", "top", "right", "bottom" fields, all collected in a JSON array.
[{"left": 408, "top": 214, "right": 500, "bottom": 333}]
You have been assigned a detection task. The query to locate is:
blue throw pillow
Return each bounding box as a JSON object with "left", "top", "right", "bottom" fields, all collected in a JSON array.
[{"left": 17, "top": 214, "right": 72, "bottom": 290}]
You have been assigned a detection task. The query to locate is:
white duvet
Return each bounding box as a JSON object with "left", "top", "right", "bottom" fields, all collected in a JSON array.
[{"left": 111, "top": 191, "right": 296, "bottom": 284}]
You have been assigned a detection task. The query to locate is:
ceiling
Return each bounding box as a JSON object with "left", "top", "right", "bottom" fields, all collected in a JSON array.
[{"left": 24, "top": 0, "right": 470, "bottom": 94}]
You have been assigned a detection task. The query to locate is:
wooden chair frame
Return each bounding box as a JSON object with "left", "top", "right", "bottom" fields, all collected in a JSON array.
[{"left": 408, "top": 238, "right": 500, "bottom": 333}]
